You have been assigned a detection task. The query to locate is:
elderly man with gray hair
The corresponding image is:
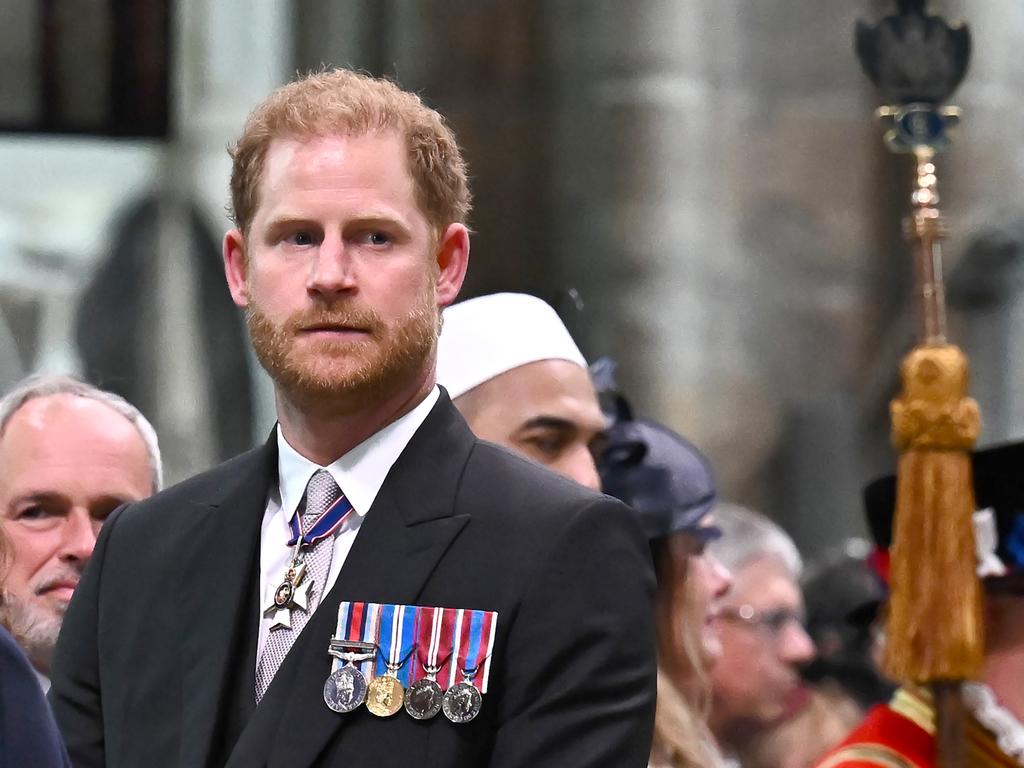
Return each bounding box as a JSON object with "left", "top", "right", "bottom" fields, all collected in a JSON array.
[
  {"left": 0, "top": 374, "right": 161, "bottom": 687},
  {"left": 706, "top": 503, "right": 816, "bottom": 762}
]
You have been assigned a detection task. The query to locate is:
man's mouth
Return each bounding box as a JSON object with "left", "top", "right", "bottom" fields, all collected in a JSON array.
[
  {"left": 37, "top": 579, "right": 79, "bottom": 602},
  {"left": 299, "top": 324, "right": 371, "bottom": 337}
]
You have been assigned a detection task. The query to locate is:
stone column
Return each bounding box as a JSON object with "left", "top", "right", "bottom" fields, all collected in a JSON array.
[{"left": 544, "top": 1, "right": 883, "bottom": 548}]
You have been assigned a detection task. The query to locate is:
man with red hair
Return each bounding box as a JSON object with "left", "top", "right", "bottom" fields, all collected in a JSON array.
[{"left": 50, "top": 69, "right": 657, "bottom": 768}]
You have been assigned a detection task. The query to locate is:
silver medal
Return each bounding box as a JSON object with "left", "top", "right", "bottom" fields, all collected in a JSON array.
[
  {"left": 442, "top": 681, "right": 482, "bottom": 723},
  {"left": 263, "top": 552, "right": 311, "bottom": 631},
  {"left": 323, "top": 665, "right": 368, "bottom": 713},
  {"left": 404, "top": 678, "right": 444, "bottom": 720}
]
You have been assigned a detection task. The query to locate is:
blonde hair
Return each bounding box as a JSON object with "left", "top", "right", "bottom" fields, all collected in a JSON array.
[
  {"left": 229, "top": 68, "right": 472, "bottom": 237},
  {"left": 650, "top": 535, "right": 727, "bottom": 768}
]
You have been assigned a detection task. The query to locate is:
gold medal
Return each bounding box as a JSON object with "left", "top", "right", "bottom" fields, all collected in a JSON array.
[{"left": 366, "top": 672, "right": 404, "bottom": 717}]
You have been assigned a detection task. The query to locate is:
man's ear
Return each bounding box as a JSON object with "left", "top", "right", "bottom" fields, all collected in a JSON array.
[
  {"left": 434, "top": 223, "right": 470, "bottom": 309},
  {"left": 223, "top": 228, "right": 250, "bottom": 308}
]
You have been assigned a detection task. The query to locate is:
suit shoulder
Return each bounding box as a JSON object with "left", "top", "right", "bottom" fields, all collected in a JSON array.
[
  {"left": 464, "top": 440, "right": 603, "bottom": 501},
  {"left": 108, "top": 444, "right": 271, "bottom": 527},
  {"left": 460, "top": 440, "right": 635, "bottom": 526}
]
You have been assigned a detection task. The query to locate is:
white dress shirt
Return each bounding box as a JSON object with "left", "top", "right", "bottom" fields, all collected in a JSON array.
[{"left": 255, "top": 387, "right": 440, "bottom": 667}]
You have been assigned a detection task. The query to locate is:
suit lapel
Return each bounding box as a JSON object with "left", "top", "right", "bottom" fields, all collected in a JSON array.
[
  {"left": 178, "top": 436, "right": 277, "bottom": 768},
  {"left": 227, "top": 395, "right": 476, "bottom": 768}
]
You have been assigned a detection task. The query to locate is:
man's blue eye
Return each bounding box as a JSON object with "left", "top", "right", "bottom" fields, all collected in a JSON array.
[{"left": 287, "top": 232, "right": 314, "bottom": 246}]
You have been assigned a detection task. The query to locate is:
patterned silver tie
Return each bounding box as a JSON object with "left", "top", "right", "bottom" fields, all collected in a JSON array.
[{"left": 255, "top": 469, "right": 342, "bottom": 703}]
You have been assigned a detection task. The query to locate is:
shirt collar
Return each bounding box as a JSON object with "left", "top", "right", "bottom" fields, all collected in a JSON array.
[{"left": 276, "top": 387, "right": 440, "bottom": 520}]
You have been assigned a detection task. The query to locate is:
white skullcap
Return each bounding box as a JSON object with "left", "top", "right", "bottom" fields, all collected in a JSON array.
[{"left": 437, "top": 293, "right": 588, "bottom": 399}]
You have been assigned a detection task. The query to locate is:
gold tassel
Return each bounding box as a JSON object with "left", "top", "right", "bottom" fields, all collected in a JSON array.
[{"left": 884, "top": 344, "right": 984, "bottom": 683}]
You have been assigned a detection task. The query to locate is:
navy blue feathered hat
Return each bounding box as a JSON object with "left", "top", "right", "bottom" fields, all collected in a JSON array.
[
  {"left": 598, "top": 418, "right": 719, "bottom": 542},
  {"left": 592, "top": 357, "right": 719, "bottom": 541}
]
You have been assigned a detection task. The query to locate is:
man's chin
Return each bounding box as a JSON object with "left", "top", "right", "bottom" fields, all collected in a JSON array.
[{"left": 2, "top": 597, "right": 62, "bottom": 669}]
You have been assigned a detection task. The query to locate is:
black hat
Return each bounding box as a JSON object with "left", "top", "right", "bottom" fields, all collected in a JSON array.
[
  {"left": 598, "top": 417, "right": 719, "bottom": 542},
  {"left": 801, "top": 543, "right": 895, "bottom": 708},
  {"left": 863, "top": 441, "right": 1024, "bottom": 588}
]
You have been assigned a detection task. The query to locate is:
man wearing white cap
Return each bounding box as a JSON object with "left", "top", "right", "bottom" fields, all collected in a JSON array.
[{"left": 437, "top": 292, "right": 606, "bottom": 490}]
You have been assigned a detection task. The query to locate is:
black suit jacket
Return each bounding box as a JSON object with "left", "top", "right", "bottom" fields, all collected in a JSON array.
[
  {"left": 0, "top": 626, "right": 70, "bottom": 768},
  {"left": 50, "top": 394, "right": 657, "bottom": 767}
]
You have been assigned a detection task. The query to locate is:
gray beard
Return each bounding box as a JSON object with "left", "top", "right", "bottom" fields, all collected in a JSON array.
[{"left": 1, "top": 590, "right": 62, "bottom": 674}]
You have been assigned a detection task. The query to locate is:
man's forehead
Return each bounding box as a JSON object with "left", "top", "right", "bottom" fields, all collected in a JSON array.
[
  {"left": 0, "top": 395, "right": 146, "bottom": 477},
  {"left": 732, "top": 556, "right": 803, "bottom": 606},
  {"left": 3, "top": 394, "right": 133, "bottom": 436},
  {"left": 262, "top": 131, "right": 408, "bottom": 181},
  {"left": 492, "top": 361, "right": 604, "bottom": 427}
]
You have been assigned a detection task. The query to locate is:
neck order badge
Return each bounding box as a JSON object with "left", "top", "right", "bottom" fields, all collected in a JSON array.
[{"left": 263, "top": 481, "right": 354, "bottom": 632}]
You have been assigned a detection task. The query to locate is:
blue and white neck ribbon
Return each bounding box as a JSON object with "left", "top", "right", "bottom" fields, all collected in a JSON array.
[
  {"left": 375, "top": 603, "right": 418, "bottom": 687},
  {"left": 287, "top": 490, "right": 355, "bottom": 548}
]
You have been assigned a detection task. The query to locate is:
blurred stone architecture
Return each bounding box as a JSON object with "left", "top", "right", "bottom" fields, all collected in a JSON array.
[{"left": 0, "top": 0, "right": 1023, "bottom": 546}]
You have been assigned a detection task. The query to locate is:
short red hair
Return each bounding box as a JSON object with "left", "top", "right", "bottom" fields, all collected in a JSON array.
[{"left": 228, "top": 69, "right": 472, "bottom": 237}]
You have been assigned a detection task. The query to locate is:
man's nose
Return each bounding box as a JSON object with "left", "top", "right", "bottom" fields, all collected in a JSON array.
[
  {"left": 562, "top": 445, "right": 601, "bottom": 491},
  {"left": 307, "top": 236, "right": 357, "bottom": 298},
  {"left": 59, "top": 509, "right": 99, "bottom": 563},
  {"left": 708, "top": 553, "right": 733, "bottom": 599},
  {"left": 557, "top": 444, "right": 602, "bottom": 493},
  {"left": 779, "top": 620, "right": 816, "bottom": 665}
]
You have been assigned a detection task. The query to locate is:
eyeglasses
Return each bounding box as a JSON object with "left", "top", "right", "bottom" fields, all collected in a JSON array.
[{"left": 716, "top": 604, "right": 806, "bottom": 639}]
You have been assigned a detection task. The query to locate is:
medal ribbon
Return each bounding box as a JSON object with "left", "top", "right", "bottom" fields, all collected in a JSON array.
[
  {"left": 375, "top": 603, "right": 418, "bottom": 687},
  {"left": 287, "top": 486, "right": 355, "bottom": 548},
  {"left": 449, "top": 608, "right": 498, "bottom": 694},
  {"left": 411, "top": 607, "right": 457, "bottom": 685},
  {"left": 331, "top": 601, "right": 381, "bottom": 678}
]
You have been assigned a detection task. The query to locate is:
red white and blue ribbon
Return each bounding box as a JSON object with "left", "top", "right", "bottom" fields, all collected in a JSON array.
[
  {"left": 448, "top": 608, "right": 498, "bottom": 694},
  {"left": 331, "top": 600, "right": 381, "bottom": 679},
  {"left": 375, "top": 603, "right": 418, "bottom": 687},
  {"left": 287, "top": 488, "right": 354, "bottom": 548}
]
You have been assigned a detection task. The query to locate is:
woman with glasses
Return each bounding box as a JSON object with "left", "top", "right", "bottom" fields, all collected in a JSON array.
[{"left": 598, "top": 402, "right": 733, "bottom": 768}]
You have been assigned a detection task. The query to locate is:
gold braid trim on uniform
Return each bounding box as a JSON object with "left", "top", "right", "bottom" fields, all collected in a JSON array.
[
  {"left": 889, "top": 687, "right": 936, "bottom": 736},
  {"left": 816, "top": 744, "right": 920, "bottom": 768},
  {"left": 884, "top": 686, "right": 1021, "bottom": 767}
]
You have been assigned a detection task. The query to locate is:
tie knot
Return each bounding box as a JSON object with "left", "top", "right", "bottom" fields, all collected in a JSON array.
[{"left": 303, "top": 469, "right": 342, "bottom": 524}]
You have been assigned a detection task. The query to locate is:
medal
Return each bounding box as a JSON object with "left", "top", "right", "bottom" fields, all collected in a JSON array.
[
  {"left": 366, "top": 670, "right": 405, "bottom": 717},
  {"left": 442, "top": 677, "right": 483, "bottom": 724},
  {"left": 367, "top": 603, "right": 417, "bottom": 718},
  {"left": 405, "top": 606, "right": 456, "bottom": 720},
  {"left": 323, "top": 663, "right": 369, "bottom": 713},
  {"left": 442, "top": 608, "right": 498, "bottom": 724},
  {"left": 405, "top": 677, "right": 444, "bottom": 720},
  {"left": 323, "top": 601, "right": 380, "bottom": 714},
  {"left": 263, "top": 544, "right": 312, "bottom": 631},
  {"left": 265, "top": 487, "right": 355, "bottom": 632}
]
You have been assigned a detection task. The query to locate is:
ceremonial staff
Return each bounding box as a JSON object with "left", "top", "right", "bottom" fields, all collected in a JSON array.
[{"left": 855, "top": 3, "right": 981, "bottom": 767}]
